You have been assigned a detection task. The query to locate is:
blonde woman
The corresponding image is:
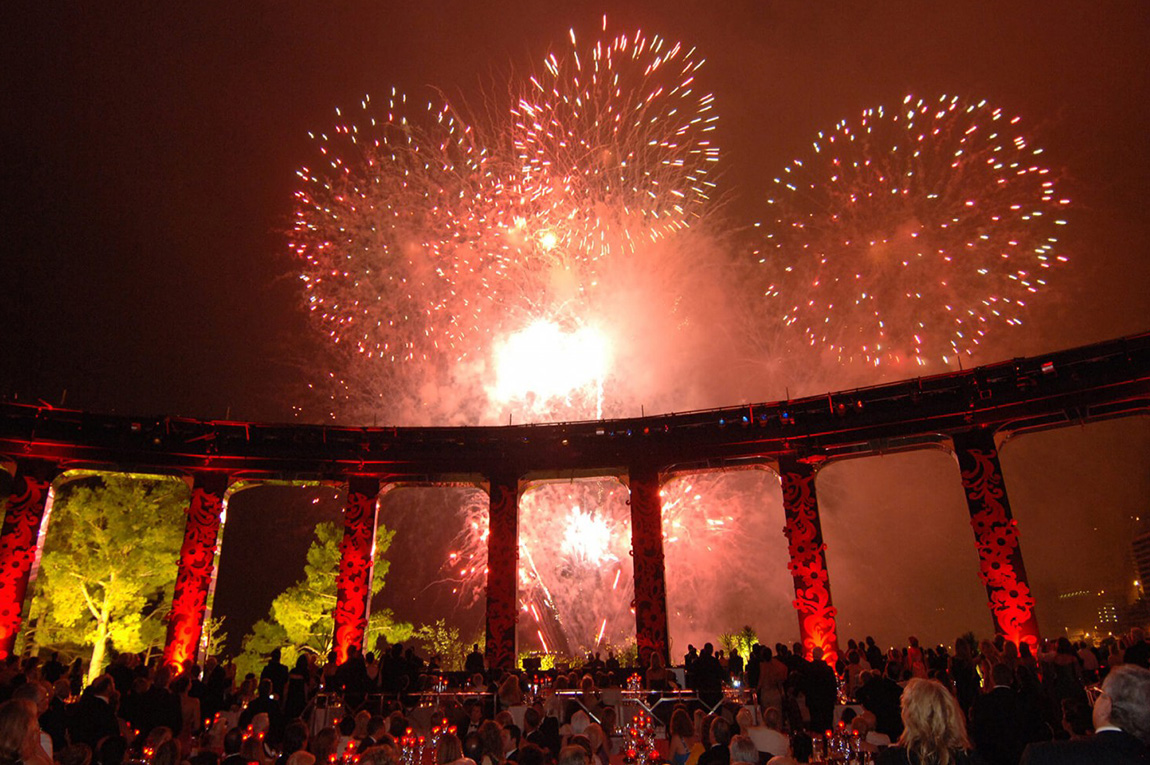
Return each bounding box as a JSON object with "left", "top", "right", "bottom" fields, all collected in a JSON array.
[{"left": 876, "top": 678, "right": 974, "bottom": 765}]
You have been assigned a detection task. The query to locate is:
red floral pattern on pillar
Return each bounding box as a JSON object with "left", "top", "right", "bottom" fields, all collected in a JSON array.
[
  {"left": 778, "top": 456, "right": 840, "bottom": 665},
  {"left": 629, "top": 464, "right": 669, "bottom": 669},
  {"left": 333, "top": 476, "right": 381, "bottom": 664},
  {"left": 953, "top": 429, "right": 1040, "bottom": 648},
  {"left": 164, "top": 472, "right": 229, "bottom": 671},
  {"left": 0, "top": 461, "right": 56, "bottom": 660},
  {"left": 485, "top": 473, "right": 519, "bottom": 670}
]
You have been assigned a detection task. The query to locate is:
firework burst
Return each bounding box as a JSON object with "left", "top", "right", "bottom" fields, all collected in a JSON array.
[
  {"left": 291, "top": 90, "right": 505, "bottom": 374},
  {"left": 491, "top": 17, "right": 721, "bottom": 309},
  {"left": 759, "top": 94, "right": 1069, "bottom": 369}
]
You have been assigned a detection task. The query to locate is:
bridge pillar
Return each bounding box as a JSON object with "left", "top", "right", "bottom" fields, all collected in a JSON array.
[
  {"left": 485, "top": 471, "right": 519, "bottom": 670},
  {"left": 333, "top": 475, "right": 382, "bottom": 663},
  {"left": 0, "top": 459, "right": 57, "bottom": 660},
  {"left": 778, "top": 455, "right": 840, "bottom": 664},
  {"left": 953, "top": 428, "right": 1040, "bottom": 648},
  {"left": 629, "top": 463, "right": 669, "bottom": 669},
  {"left": 164, "top": 472, "right": 230, "bottom": 671}
]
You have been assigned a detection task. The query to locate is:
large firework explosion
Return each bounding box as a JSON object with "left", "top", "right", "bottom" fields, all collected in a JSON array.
[
  {"left": 292, "top": 24, "right": 1069, "bottom": 656},
  {"left": 758, "top": 94, "right": 1068, "bottom": 370}
]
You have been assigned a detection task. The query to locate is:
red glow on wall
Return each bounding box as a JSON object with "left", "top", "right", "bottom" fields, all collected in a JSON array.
[
  {"left": 955, "top": 430, "right": 1040, "bottom": 648},
  {"left": 333, "top": 477, "right": 380, "bottom": 664},
  {"left": 484, "top": 474, "right": 519, "bottom": 670},
  {"left": 0, "top": 468, "right": 53, "bottom": 660},
  {"left": 629, "top": 465, "right": 670, "bottom": 669},
  {"left": 780, "top": 457, "right": 840, "bottom": 665},
  {"left": 164, "top": 473, "right": 229, "bottom": 671}
]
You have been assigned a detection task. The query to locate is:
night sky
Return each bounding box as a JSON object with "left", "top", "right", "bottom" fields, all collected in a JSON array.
[{"left": 4, "top": 2, "right": 1149, "bottom": 654}]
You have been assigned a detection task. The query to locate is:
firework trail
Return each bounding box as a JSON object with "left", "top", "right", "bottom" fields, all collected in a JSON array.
[{"left": 758, "top": 94, "right": 1069, "bottom": 370}]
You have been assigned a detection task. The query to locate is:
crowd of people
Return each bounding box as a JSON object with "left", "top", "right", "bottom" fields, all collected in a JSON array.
[{"left": 0, "top": 629, "right": 1148, "bottom": 765}]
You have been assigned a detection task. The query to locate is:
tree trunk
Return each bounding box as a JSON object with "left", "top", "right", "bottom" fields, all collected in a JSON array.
[{"left": 86, "top": 617, "right": 110, "bottom": 686}]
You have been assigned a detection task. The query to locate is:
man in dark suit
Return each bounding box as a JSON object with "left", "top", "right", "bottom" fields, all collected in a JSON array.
[
  {"left": 969, "top": 663, "right": 1025, "bottom": 765},
  {"left": 67, "top": 675, "right": 120, "bottom": 749},
  {"left": 1020, "top": 663, "right": 1150, "bottom": 764}
]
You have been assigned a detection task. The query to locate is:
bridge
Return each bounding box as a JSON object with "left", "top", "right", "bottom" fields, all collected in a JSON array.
[{"left": 2, "top": 332, "right": 1148, "bottom": 669}]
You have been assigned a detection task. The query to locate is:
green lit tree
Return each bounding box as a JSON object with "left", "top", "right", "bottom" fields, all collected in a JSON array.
[
  {"left": 719, "top": 625, "right": 758, "bottom": 662},
  {"left": 413, "top": 619, "right": 467, "bottom": 671},
  {"left": 238, "top": 521, "right": 412, "bottom": 677},
  {"left": 30, "top": 474, "right": 189, "bottom": 683}
]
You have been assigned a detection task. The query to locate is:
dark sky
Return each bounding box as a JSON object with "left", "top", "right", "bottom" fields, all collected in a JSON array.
[{"left": 4, "top": 2, "right": 1149, "bottom": 652}]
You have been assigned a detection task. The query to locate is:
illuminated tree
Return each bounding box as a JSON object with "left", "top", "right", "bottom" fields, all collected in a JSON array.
[
  {"left": 412, "top": 619, "right": 469, "bottom": 671},
  {"left": 30, "top": 474, "right": 189, "bottom": 683},
  {"left": 238, "top": 521, "right": 411, "bottom": 675}
]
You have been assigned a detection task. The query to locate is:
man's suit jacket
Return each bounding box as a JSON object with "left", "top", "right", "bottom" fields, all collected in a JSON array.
[{"left": 1020, "top": 729, "right": 1148, "bottom": 764}]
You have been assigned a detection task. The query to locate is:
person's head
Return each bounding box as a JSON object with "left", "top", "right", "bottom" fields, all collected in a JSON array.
[
  {"left": 145, "top": 726, "right": 174, "bottom": 752},
  {"left": 386, "top": 712, "right": 407, "bottom": 740},
  {"left": 310, "top": 727, "right": 335, "bottom": 759},
  {"left": 11, "top": 681, "right": 48, "bottom": 714},
  {"left": 240, "top": 734, "right": 266, "bottom": 764},
  {"left": 709, "top": 717, "right": 732, "bottom": 747},
  {"left": 153, "top": 739, "right": 181, "bottom": 765},
  {"left": 523, "top": 706, "right": 541, "bottom": 733},
  {"left": 567, "top": 736, "right": 592, "bottom": 759},
  {"left": 353, "top": 710, "right": 372, "bottom": 737},
  {"left": 366, "top": 715, "right": 386, "bottom": 739},
  {"left": 897, "top": 678, "right": 970, "bottom": 764},
  {"left": 570, "top": 711, "right": 590, "bottom": 736},
  {"left": 990, "top": 663, "right": 1013, "bottom": 688},
  {"left": 1061, "top": 696, "right": 1092, "bottom": 738},
  {"left": 286, "top": 752, "right": 316, "bottom": 765},
  {"left": 477, "top": 720, "right": 503, "bottom": 759},
  {"left": 89, "top": 674, "right": 114, "bottom": 698},
  {"left": 517, "top": 743, "right": 546, "bottom": 765},
  {"left": 501, "top": 724, "right": 520, "bottom": 754},
  {"left": 729, "top": 736, "right": 757, "bottom": 765},
  {"left": 1096, "top": 663, "right": 1150, "bottom": 743},
  {"left": 358, "top": 746, "right": 396, "bottom": 765},
  {"left": 557, "top": 745, "right": 589, "bottom": 765},
  {"left": 250, "top": 714, "right": 270, "bottom": 737},
  {"left": 585, "top": 724, "right": 607, "bottom": 754},
  {"left": 0, "top": 699, "right": 39, "bottom": 765},
  {"left": 763, "top": 707, "right": 783, "bottom": 732},
  {"left": 435, "top": 734, "right": 463, "bottom": 765},
  {"left": 283, "top": 720, "right": 310, "bottom": 755},
  {"left": 98, "top": 736, "right": 127, "bottom": 765},
  {"left": 224, "top": 727, "right": 245, "bottom": 755},
  {"left": 735, "top": 707, "right": 753, "bottom": 734},
  {"left": 670, "top": 708, "right": 694, "bottom": 739}
]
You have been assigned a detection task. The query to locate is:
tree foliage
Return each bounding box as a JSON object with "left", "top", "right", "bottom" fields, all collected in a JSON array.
[
  {"left": 719, "top": 625, "right": 758, "bottom": 660},
  {"left": 413, "top": 619, "right": 466, "bottom": 671},
  {"left": 30, "top": 474, "right": 189, "bottom": 682},
  {"left": 237, "top": 521, "right": 412, "bottom": 677}
]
